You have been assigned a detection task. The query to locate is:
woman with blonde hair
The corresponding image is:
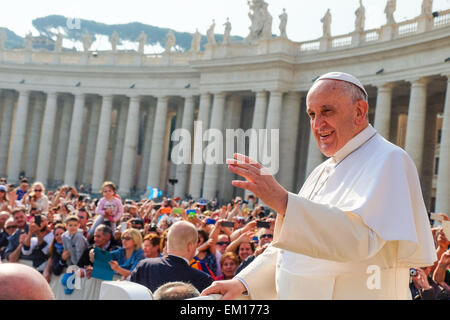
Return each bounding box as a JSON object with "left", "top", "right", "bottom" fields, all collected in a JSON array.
[
  {"left": 23, "top": 182, "right": 48, "bottom": 213},
  {"left": 108, "top": 228, "right": 144, "bottom": 279}
]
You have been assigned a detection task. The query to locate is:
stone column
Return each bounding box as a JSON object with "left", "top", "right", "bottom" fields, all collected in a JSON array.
[
  {"left": 420, "top": 108, "right": 438, "bottom": 211},
  {"left": 404, "top": 78, "right": 429, "bottom": 174},
  {"left": 252, "top": 91, "right": 268, "bottom": 131},
  {"left": 202, "top": 92, "right": 226, "bottom": 200},
  {"left": 435, "top": 76, "right": 450, "bottom": 215},
  {"left": 220, "top": 95, "right": 243, "bottom": 201},
  {"left": 110, "top": 99, "right": 127, "bottom": 185},
  {"left": 63, "top": 93, "right": 86, "bottom": 186},
  {"left": 305, "top": 131, "right": 323, "bottom": 177},
  {"left": 278, "top": 92, "right": 302, "bottom": 191},
  {"left": 118, "top": 95, "right": 142, "bottom": 195},
  {"left": 174, "top": 96, "right": 195, "bottom": 198},
  {"left": 7, "top": 90, "right": 30, "bottom": 183},
  {"left": 146, "top": 96, "right": 169, "bottom": 189},
  {"left": 137, "top": 103, "right": 156, "bottom": 192},
  {"left": 0, "top": 91, "right": 15, "bottom": 177},
  {"left": 53, "top": 95, "right": 73, "bottom": 185},
  {"left": 35, "top": 92, "right": 59, "bottom": 184},
  {"left": 189, "top": 93, "right": 211, "bottom": 198},
  {"left": 373, "top": 83, "right": 394, "bottom": 139},
  {"left": 25, "top": 94, "right": 45, "bottom": 179},
  {"left": 91, "top": 95, "right": 114, "bottom": 192},
  {"left": 244, "top": 91, "right": 268, "bottom": 199},
  {"left": 82, "top": 97, "right": 101, "bottom": 187},
  {"left": 262, "top": 91, "right": 283, "bottom": 177}
]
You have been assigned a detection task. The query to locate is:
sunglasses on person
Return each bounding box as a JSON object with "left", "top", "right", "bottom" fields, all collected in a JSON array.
[
  {"left": 0, "top": 179, "right": 6, "bottom": 183},
  {"left": 122, "top": 236, "right": 132, "bottom": 241},
  {"left": 6, "top": 225, "right": 17, "bottom": 230},
  {"left": 259, "top": 234, "right": 273, "bottom": 239},
  {"left": 216, "top": 241, "right": 230, "bottom": 246},
  {"left": 34, "top": 189, "right": 43, "bottom": 192},
  {"left": 77, "top": 215, "right": 85, "bottom": 220}
]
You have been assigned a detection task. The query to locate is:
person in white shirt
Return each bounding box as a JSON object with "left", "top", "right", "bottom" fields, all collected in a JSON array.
[{"left": 201, "top": 72, "right": 437, "bottom": 300}]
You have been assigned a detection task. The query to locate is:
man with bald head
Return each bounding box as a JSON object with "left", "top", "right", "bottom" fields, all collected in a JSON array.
[
  {"left": 202, "top": 72, "right": 436, "bottom": 300},
  {"left": 130, "top": 221, "right": 213, "bottom": 293},
  {"left": 0, "top": 263, "right": 54, "bottom": 299}
]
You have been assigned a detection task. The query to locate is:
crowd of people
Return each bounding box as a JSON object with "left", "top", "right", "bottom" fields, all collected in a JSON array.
[
  {"left": 0, "top": 177, "right": 449, "bottom": 300},
  {"left": 0, "top": 177, "right": 279, "bottom": 299}
]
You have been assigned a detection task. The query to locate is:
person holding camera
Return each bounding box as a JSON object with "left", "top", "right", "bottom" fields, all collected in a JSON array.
[
  {"left": 433, "top": 250, "right": 450, "bottom": 291},
  {"left": 20, "top": 214, "right": 53, "bottom": 272}
]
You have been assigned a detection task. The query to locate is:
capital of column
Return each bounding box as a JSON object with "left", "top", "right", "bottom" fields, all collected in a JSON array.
[
  {"left": 155, "top": 95, "right": 168, "bottom": 103},
  {"left": 407, "top": 77, "right": 430, "bottom": 88},
  {"left": 128, "top": 94, "right": 142, "bottom": 103},
  {"left": 375, "top": 82, "right": 395, "bottom": 92},
  {"left": 285, "top": 91, "right": 302, "bottom": 100},
  {"left": 101, "top": 94, "right": 114, "bottom": 102},
  {"left": 182, "top": 95, "right": 195, "bottom": 102},
  {"left": 442, "top": 72, "right": 450, "bottom": 83},
  {"left": 211, "top": 92, "right": 226, "bottom": 99},
  {"left": 269, "top": 90, "right": 284, "bottom": 97},
  {"left": 17, "top": 89, "right": 31, "bottom": 97}
]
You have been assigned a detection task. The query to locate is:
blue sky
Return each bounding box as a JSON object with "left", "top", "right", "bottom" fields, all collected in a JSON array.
[{"left": 1, "top": 0, "right": 449, "bottom": 41}]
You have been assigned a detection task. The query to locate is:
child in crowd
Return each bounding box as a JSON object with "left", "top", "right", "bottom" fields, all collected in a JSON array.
[
  {"left": 88, "top": 182, "right": 123, "bottom": 239},
  {"left": 62, "top": 215, "right": 88, "bottom": 266}
]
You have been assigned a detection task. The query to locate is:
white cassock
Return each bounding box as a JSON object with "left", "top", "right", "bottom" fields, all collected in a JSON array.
[{"left": 236, "top": 124, "right": 437, "bottom": 300}]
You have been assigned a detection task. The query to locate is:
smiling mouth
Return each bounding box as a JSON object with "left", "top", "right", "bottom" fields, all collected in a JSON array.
[{"left": 318, "top": 131, "right": 334, "bottom": 138}]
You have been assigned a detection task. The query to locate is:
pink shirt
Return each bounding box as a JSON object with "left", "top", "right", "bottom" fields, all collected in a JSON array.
[{"left": 96, "top": 197, "right": 123, "bottom": 222}]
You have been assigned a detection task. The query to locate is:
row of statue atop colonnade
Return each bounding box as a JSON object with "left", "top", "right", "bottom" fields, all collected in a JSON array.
[{"left": 0, "top": 0, "right": 438, "bottom": 54}]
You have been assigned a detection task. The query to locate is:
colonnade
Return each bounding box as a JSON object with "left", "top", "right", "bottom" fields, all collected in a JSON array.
[{"left": 0, "top": 75, "right": 449, "bottom": 214}]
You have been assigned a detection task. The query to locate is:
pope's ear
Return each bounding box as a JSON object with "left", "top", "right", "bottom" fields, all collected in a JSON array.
[{"left": 354, "top": 100, "right": 369, "bottom": 125}]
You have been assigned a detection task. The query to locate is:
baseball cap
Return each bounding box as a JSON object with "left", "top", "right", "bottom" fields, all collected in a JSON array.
[{"left": 0, "top": 185, "right": 7, "bottom": 192}]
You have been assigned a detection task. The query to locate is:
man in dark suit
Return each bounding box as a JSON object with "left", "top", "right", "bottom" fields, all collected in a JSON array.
[{"left": 130, "top": 221, "right": 213, "bottom": 293}]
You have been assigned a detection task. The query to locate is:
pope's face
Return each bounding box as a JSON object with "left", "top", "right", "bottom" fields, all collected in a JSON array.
[{"left": 306, "top": 80, "right": 366, "bottom": 157}]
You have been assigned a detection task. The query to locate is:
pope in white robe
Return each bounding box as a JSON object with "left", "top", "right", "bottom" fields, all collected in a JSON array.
[{"left": 201, "top": 72, "right": 437, "bottom": 300}]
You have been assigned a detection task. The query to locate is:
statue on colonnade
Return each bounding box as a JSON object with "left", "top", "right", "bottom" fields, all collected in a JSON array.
[
  {"left": 25, "top": 32, "right": 33, "bottom": 51},
  {"left": 110, "top": 31, "right": 119, "bottom": 52},
  {"left": 190, "top": 29, "right": 202, "bottom": 52},
  {"left": 385, "top": 0, "right": 396, "bottom": 25},
  {"left": 54, "top": 33, "right": 63, "bottom": 53},
  {"left": 165, "top": 30, "right": 176, "bottom": 52},
  {"left": 222, "top": 18, "right": 231, "bottom": 44},
  {"left": 82, "top": 30, "right": 93, "bottom": 52},
  {"left": 207, "top": 19, "right": 216, "bottom": 45},
  {"left": 421, "top": 0, "right": 433, "bottom": 16},
  {"left": 321, "top": 9, "right": 332, "bottom": 38},
  {"left": 245, "top": 0, "right": 273, "bottom": 43},
  {"left": 355, "top": 0, "right": 365, "bottom": 33},
  {"left": 279, "top": 8, "right": 288, "bottom": 38},
  {"left": 137, "top": 31, "right": 147, "bottom": 54}
]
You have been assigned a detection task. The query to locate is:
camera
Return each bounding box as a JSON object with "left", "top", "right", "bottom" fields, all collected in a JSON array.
[{"left": 409, "top": 268, "right": 417, "bottom": 277}]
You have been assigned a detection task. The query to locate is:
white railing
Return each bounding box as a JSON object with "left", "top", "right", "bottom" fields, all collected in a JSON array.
[
  {"left": 365, "top": 29, "right": 380, "bottom": 42},
  {"left": 434, "top": 9, "right": 450, "bottom": 28},
  {"left": 331, "top": 35, "right": 352, "bottom": 48},
  {"left": 299, "top": 40, "right": 320, "bottom": 52},
  {"left": 397, "top": 20, "right": 418, "bottom": 37},
  {"left": 0, "top": 8, "right": 448, "bottom": 66}
]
